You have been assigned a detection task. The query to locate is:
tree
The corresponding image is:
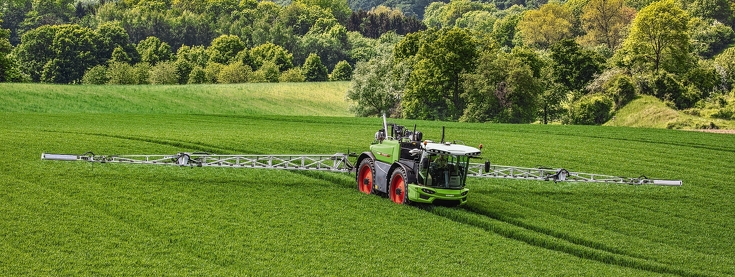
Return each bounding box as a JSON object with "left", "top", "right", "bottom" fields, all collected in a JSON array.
[
  {"left": 461, "top": 50, "right": 542, "bottom": 123},
  {"left": 346, "top": 40, "right": 404, "bottom": 116},
  {"left": 689, "top": 0, "right": 733, "bottom": 26},
  {"left": 136, "top": 36, "right": 172, "bottom": 65},
  {"left": 715, "top": 46, "right": 735, "bottom": 89},
  {"left": 422, "top": 0, "right": 496, "bottom": 29},
  {"left": 0, "top": 19, "right": 15, "bottom": 82},
  {"left": 303, "top": 53, "right": 328, "bottom": 81},
  {"left": 149, "top": 61, "right": 178, "bottom": 84},
  {"left": 330, "top": 60, "right": 352, "bottom": 81},
  {"left": 689, "top": 18, "right": 735, "bottom": 58},
  {"left": 252, "top": 60, "right": 280, "bottom": 82},
  {"left": 551, "top": 39, "right": 605, "bottom": 92},
  {"left": 250, "top": 42, "right": 294, "bottom": 71},
  {"left": 298, "top": 18, "right": 349, "bottom": 71},
  {"left": 296, "top": 0, "right": 351, "bottom": 24},
  {"left": 187, "top": 66, "right": 206, "bottom": 84},
  {"left": 516, "top": 3, "right": 573, "bottom": 48},
  {"left": 616, "top": 0, "right": 691, "bottom": 73},
  {"left": 565, "top": 93, "right": 614, "bottom": 125},
  {"left": 279, "top": 67, "right": 306, "bottom": 82},
  {"left": 401, "top": 28, "right": 478, "bottom": 120},
  {"left": 207, "top": 34, "right": 246, "bottom": 64},
  {"left": 491, "top": 11, "right": 522, "bottom": 49},
  {"left": 580, "top": 0, "right": 635, "bottom": 50},
  {"left": 82, "top": 65, "right": 109, "bottom": 85},
  {"left": 218, "top": 61, "right": 252, "bottom": 83},
  {"left": 107, "top": 61, "right": 136, "bottom": 85}
]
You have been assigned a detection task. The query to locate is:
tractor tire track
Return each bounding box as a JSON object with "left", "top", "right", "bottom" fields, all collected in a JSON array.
[
  {"left": 42, "top": 130, "right": 254, "bottom": 155},
  {"left": 424, "top": 204, "right": 720, "bottom": 277}
]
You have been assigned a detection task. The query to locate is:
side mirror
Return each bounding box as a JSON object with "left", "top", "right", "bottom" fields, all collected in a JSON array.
[{"left": 421, "top": 158, "right": 429, "bottom": 169}]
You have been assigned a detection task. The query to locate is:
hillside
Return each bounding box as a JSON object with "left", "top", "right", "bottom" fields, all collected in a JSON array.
[
  {"left": 0, "top": 82, "right": 351, "bottom": 116},
  {"left": 605, "top": 95, "right": 735, "bottom": 130}
]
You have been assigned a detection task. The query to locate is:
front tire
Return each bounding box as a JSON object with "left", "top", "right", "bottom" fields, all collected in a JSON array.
[
  {"left": 389, "top": 167, "right": 410, "bottom": 205},
  {"left": 357, "top": 158, "right": 374, "bottom": 194}
]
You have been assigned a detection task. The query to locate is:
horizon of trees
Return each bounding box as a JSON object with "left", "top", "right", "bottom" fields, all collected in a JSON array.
[{"left": 2, "top": 0, "right": 735, "bottom": 125}]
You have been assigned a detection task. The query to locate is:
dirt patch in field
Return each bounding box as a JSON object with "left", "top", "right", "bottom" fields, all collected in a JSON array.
[{"left": 689, "top": 129, "right": 735, "bottom": 134}]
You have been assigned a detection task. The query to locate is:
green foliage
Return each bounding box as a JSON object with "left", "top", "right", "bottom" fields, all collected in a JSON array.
[
  {"left": 204, "top": 62, "right": 224, "bottom": 84},
  {"left": 616, "top": 0, "right": 692, "bottom": 73},
  {"left": 491, "top": 11, "right": 522, "bottom": 49},
  {"left": 252, "top": 60, "right": 280, "bottom": 83},
  {"left": 517, "top": 2, "right": 573, "bottom": 48},
  {"left": 302, "top": 53, "right": 328, "bottom": 81},
  {"left": 97, "top": 21, "right": 137, "bottom": 63},
  {"left": 551, "top": 39, "right": 605, "bottom": 92},
  {"left": 217, "top": 61, "right": 252, "bottom": 84},
  {"left": 683, "top": 59, "right": 722, "bottom": 99},
  {"left": 173, "top": 59, "right": 193, "bottom": 85},
  {"left": 0, "top": 22, "right": 14, "bottom": 82},
  {"left": 641, "top": 71, "right": 701, "bottom": 109},
  {"left": 136, "top": 36, "right": 172, "bottom": 65},
  {"left": 605, "top": 73, "right": 636, "bottom": 109},
  {"left": 133, "top": 62, "right": 151, "bottom": 84},
  {"left": 297, "top": 0, "right": 351, "bottom": 24},
  {"left": 187, "top": 66, "right": 206, "bottom": 84},
  {"left": 580, "top": 0, "right": 635, "bottom": 50},
  {"left": 330, "top": 60, "right": 352, "bottom": 81},
  {"left": 149, "top": 61, "right": 179, "bottom": 84},
  {"left": 298, "top": 18, "right": 349, "bottom": 71},
  {"left": 15, "top": 24, "right": 103, "bottom": 84},
  {"left": 250, "top": 42, "right": 294, "bottom": 72},
  {"left": 278, "top": 67, "right": 306, "bottom": 82},
  {"left": 461, "top": 50, "right": 542, "bottom": 123},
  {"left": 346, "top": 42, "right": 403, "bottom": 116},
  {"left": 82, "top": 65, "right": 109, "bottom": 85},
  {"left": 422, "top": 0, "right": 497, "bottom": 29},
  {"left": 714, "top": 46, "right": 735, "bottom": 88},
  {"left": 688, "top": 0, "right": 733, "bottom": 25},
  {"left": 401, "top": 28, "right": 478, "bottom": 120},
  {"left": 207, "top": 34, "right": 246, "bottom": 65},
  {"left": 107, "top": 62, "right": 137, "bottom": 84},
  {"left": 565, "top": 93, "right": 614, "bottom": 125},
  {"left": 689, "top": 18, "right": 735, "bottom": 58}
]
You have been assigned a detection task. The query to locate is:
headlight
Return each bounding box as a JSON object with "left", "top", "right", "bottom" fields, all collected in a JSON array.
[
  {"left": 421, "top": 188, "right": 435, "bottom": 194},
  {"left": 461, "top": 191, "right": 468, "bottom": 196}
]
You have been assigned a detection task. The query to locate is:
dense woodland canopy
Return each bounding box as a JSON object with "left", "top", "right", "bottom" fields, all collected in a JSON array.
[{"left": 1, "top": 0, "right": 735, "bottom": 125}]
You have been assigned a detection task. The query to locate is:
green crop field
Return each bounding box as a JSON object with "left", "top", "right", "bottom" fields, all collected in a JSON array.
[{"left": 2, "top": 83, "right": 735, "bottom": 276}]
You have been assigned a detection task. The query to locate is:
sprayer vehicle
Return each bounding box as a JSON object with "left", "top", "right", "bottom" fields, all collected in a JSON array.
[{"left": 41, "top": 116, "right": 682, "bottom": 206}]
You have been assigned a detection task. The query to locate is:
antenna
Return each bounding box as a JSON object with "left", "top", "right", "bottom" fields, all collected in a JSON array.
[
  {"left": 441, "top": 126, "right": 445, "bottom": 143},
  {"left": 382, "top": 113, "right": 388, "bottom": 138}
]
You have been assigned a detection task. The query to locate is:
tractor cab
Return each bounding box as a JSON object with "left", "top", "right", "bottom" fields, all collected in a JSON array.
[{"left": 418, "top": 142, "right": 480, "bottom": 189}]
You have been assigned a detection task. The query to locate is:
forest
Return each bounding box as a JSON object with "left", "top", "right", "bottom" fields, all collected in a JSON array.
[{"left": 1, "top": 0, "right": 735, "bottom": 125}]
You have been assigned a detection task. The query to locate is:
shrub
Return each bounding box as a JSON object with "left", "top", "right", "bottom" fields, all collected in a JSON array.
[
  {"left": 564, "top": 94, "right": 614, "bottom": 125},
  {"left": 279, "top": 67, "right": 305, "bottom": 82},
  {"left": 605, "top": 74, "right": 636, "bottom": 109},
  {"left": 132, "top": 63, "right": 151, "bottom": 84},
  {"left": 204, "top": 62, "right": 225, "bottom": 84},
  {"left": 107, "top": 62, "right": 136, "bottom": 85},
  {"left": 82, "top": 65, "right": 109, "bottom": 85},
  {"left": 149, "top": 61, "right": 178, "bottom": 85},
  {"left": 303, "top": 53, "right": 328, "bottom": 82},
  {"left": 252, "top": 60, "right": 279, "bottom": 83},
  {"left": 187, "top": 66, "right": 206, "bottom": 84},
  {"left": 217, "top": 61, "right": 251, "bottom": 84},
  {"left": 330, "top": 60, "right": 352, "bottom": 81}
]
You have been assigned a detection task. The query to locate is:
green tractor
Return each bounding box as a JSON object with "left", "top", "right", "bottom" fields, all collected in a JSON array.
[{"left": 355, "top": 116, "right": 481, "bottom": 206}]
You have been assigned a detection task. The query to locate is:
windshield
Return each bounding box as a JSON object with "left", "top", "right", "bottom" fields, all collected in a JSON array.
[{"left": 418, "top": 153, "right": 470, "bottom": 189}]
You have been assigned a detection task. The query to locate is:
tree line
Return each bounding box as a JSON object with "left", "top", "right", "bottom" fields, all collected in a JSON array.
[
  {"left": 0, "top": 0, "right": 423, "bottom": 84},
  {"left": 347, "top": 0, "right": 735, "bottom": 125}
]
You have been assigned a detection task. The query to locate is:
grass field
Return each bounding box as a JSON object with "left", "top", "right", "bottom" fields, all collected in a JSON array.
[
  {"left": 2, "top": 83, "right": 735, "bottom": 276},
  {"left": 606, "top": 95, "right": 735, "bottom": 130}
]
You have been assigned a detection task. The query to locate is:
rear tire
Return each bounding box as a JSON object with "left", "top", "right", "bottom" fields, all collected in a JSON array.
[
  {"left": 389, "top": 167, "right": 410, "bottom": 205},
  {"left": 357, "top": 158, "right": 374, "bottom": 194}
]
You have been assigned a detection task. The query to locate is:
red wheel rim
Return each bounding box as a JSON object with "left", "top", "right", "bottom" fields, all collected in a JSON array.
[
  {"left": 390, "top": 174, "right": 406, "bottom": 204},
  {"left": 358, "top": 163, "right": 372, "bottom": 194}
]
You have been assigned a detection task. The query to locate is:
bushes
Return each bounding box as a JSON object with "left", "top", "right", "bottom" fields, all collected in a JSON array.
[
  {"left": 564, "top": 94, "right": 614, "bottom": 125},
  {"left": 82, "top": 65, "right": 109, "bottom": 85}
]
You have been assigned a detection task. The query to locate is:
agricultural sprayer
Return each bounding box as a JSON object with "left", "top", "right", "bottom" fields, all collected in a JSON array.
[{"left": 42, "top": 115, "right": 682, "bottom": 206}]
